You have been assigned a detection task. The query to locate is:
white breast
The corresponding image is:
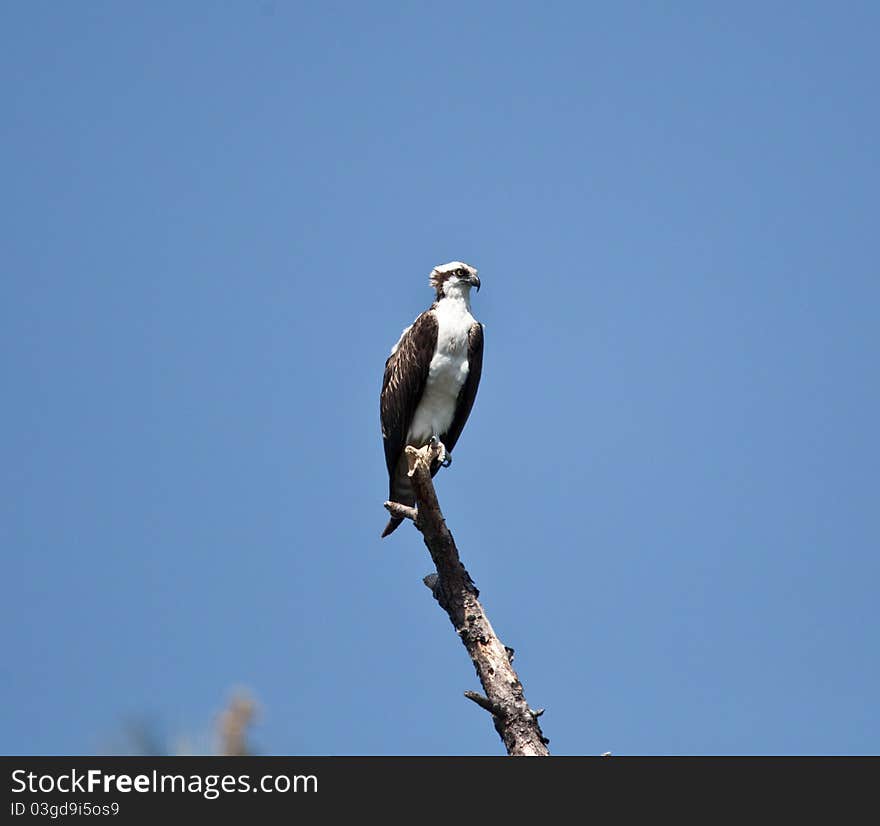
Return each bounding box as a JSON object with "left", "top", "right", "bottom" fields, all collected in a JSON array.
[{"left": 407, "top": 297, "right": 475, "bottom": 445}]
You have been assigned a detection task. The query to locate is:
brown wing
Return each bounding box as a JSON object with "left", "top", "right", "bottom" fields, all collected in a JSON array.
[
  {"left": 380, "top": 310, "right": 438, "bottom": 476},
  {"left": 441, "top": 322, "right": 484, "bottom": 454}
]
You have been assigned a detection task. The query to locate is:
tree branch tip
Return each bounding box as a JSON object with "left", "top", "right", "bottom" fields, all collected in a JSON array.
[
  {"left": 404, "top": 443, "right": 434, "bottom": 477},
  {"left": 463, "top": 690, "right": 503, "bottom": 717},
  {"left": 383, "top": 501, "right": 418, "bottom": 522},
  {"left": 530, "top": 707, "right": 545, "bottom": 718},
  {"left": 405, "top": 441, "right": 445, "bottom": 477}
]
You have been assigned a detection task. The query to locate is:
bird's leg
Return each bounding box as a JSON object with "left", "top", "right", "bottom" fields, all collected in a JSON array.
[{"left": 429, "top": 435, "right": 452, "bottom": 468}]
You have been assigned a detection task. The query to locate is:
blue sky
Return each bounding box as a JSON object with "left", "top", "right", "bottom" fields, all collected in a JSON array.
[{"left": 2, "top": 1, "right": 878, "bottom": 755}]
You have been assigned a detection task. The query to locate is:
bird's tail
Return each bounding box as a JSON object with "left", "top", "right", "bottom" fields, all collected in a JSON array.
[
  {"left": 381, "top": 458, "right": 416, "bottom": 538},
  {"left": 381, "top": 516, "right": 404, "bottom": 538}
]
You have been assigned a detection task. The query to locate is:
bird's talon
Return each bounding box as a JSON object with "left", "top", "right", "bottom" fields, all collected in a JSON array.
[{"left": 430, "top": 436, "right": 450, "bottom": 467}]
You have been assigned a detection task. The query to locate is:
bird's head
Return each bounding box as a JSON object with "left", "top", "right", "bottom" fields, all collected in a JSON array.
[{"left": 429, "top": 261, "right": 481, "bottom": 299}]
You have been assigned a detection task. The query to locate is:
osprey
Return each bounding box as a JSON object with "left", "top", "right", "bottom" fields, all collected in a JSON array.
[{"left": 380, "top": 261, "right": 484, "bottom": 537}]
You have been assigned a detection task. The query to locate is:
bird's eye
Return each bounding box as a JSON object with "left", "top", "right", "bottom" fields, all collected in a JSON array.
[{"left": 456, "top": 268, "right": 464, "bottom": 276}]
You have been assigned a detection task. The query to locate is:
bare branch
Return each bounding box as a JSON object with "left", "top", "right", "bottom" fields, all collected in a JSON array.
[
  {"left": 388, "top": 442, "right": 550, "bottom": 756},
  {"left": 383, "top": 501, "right": 418, "bottom": 522},
  {"left": 464, "top": 690, "right": 503, "bottom": 716}
]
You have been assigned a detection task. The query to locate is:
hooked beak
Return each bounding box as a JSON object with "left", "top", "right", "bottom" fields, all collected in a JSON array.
[{"left": 469, "top": 272, "right": 481, "bottom": 292}]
